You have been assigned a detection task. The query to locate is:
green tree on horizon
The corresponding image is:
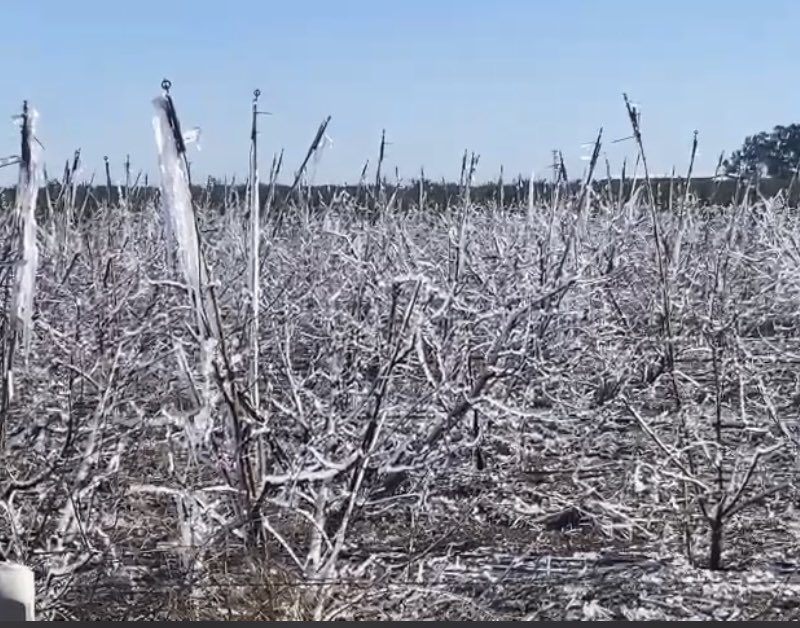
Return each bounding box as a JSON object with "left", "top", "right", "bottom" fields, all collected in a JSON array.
[{"left": 725, "top": 123, "right": 800, "bottom": 178}]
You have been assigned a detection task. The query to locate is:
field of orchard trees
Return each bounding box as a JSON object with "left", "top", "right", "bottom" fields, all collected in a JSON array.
[{"left": 1, "top": 86, "right": 800, "bottom": 620}]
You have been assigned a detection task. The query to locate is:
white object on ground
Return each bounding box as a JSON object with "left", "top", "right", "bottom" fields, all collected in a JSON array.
[{"left": 0, "top": 562, "right": 35, "bottom": 620}]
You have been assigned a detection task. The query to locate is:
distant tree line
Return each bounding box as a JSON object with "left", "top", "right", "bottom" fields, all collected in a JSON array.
[
  {"left": 3, "top": 122, "right": 800, "bottom": 212},
  {"left": 2, "top": 175, "right": 799, "bottom": 215}
]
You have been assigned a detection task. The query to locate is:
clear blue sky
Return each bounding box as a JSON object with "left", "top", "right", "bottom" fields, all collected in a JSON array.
[{"left": 2, "top": 0, "right": 800, "bottom": 185}]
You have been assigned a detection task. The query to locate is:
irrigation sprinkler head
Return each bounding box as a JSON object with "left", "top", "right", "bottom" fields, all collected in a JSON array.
[
  {"left": 251, "top": 88, "right": 276, "bottom": 117},
  {"left": 158, "top": 78, "right": 186, "bottom": 156}
]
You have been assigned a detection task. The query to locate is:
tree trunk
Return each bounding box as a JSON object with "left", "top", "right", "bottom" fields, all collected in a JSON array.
[{"left": 708, "top": 518, "right": 723, "bottom": 570}]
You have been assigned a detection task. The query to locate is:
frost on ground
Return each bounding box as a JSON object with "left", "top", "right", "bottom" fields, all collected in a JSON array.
[{"left": 1, "top": 193, "right": 799, "bottom": 620}]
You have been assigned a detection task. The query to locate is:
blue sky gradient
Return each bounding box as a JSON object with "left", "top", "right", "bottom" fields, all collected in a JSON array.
[{"left": 2, "top": 0, "right": 800, "bottom": 184}]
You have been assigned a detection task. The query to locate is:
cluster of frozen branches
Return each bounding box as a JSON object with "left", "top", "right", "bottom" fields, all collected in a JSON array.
[
  {"left": 0, "top": 93, "right": 799, "bottom": 620},
  {"left": 0, "top": 181, "right": 796, "bottom": 618}
]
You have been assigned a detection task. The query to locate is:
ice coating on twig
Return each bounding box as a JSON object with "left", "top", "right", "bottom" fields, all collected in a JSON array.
[
  {"left": 152, "top": 95, "right": 206, "bottom": 331},
  {"left": 13, "top": 104, "right": 42, "bottom": 364}
]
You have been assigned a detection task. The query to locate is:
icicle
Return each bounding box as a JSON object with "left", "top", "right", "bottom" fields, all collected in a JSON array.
[
  {"left": 13, "top": 102, "right": 42, "bottom": 363},
  {"left": 152, "top": 86, "right": 207, "bottom": 334}
]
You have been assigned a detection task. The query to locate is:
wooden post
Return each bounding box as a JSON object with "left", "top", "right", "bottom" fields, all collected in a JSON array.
[{"left": 0, "top": 563, "right": 34, "bottom": 620}]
